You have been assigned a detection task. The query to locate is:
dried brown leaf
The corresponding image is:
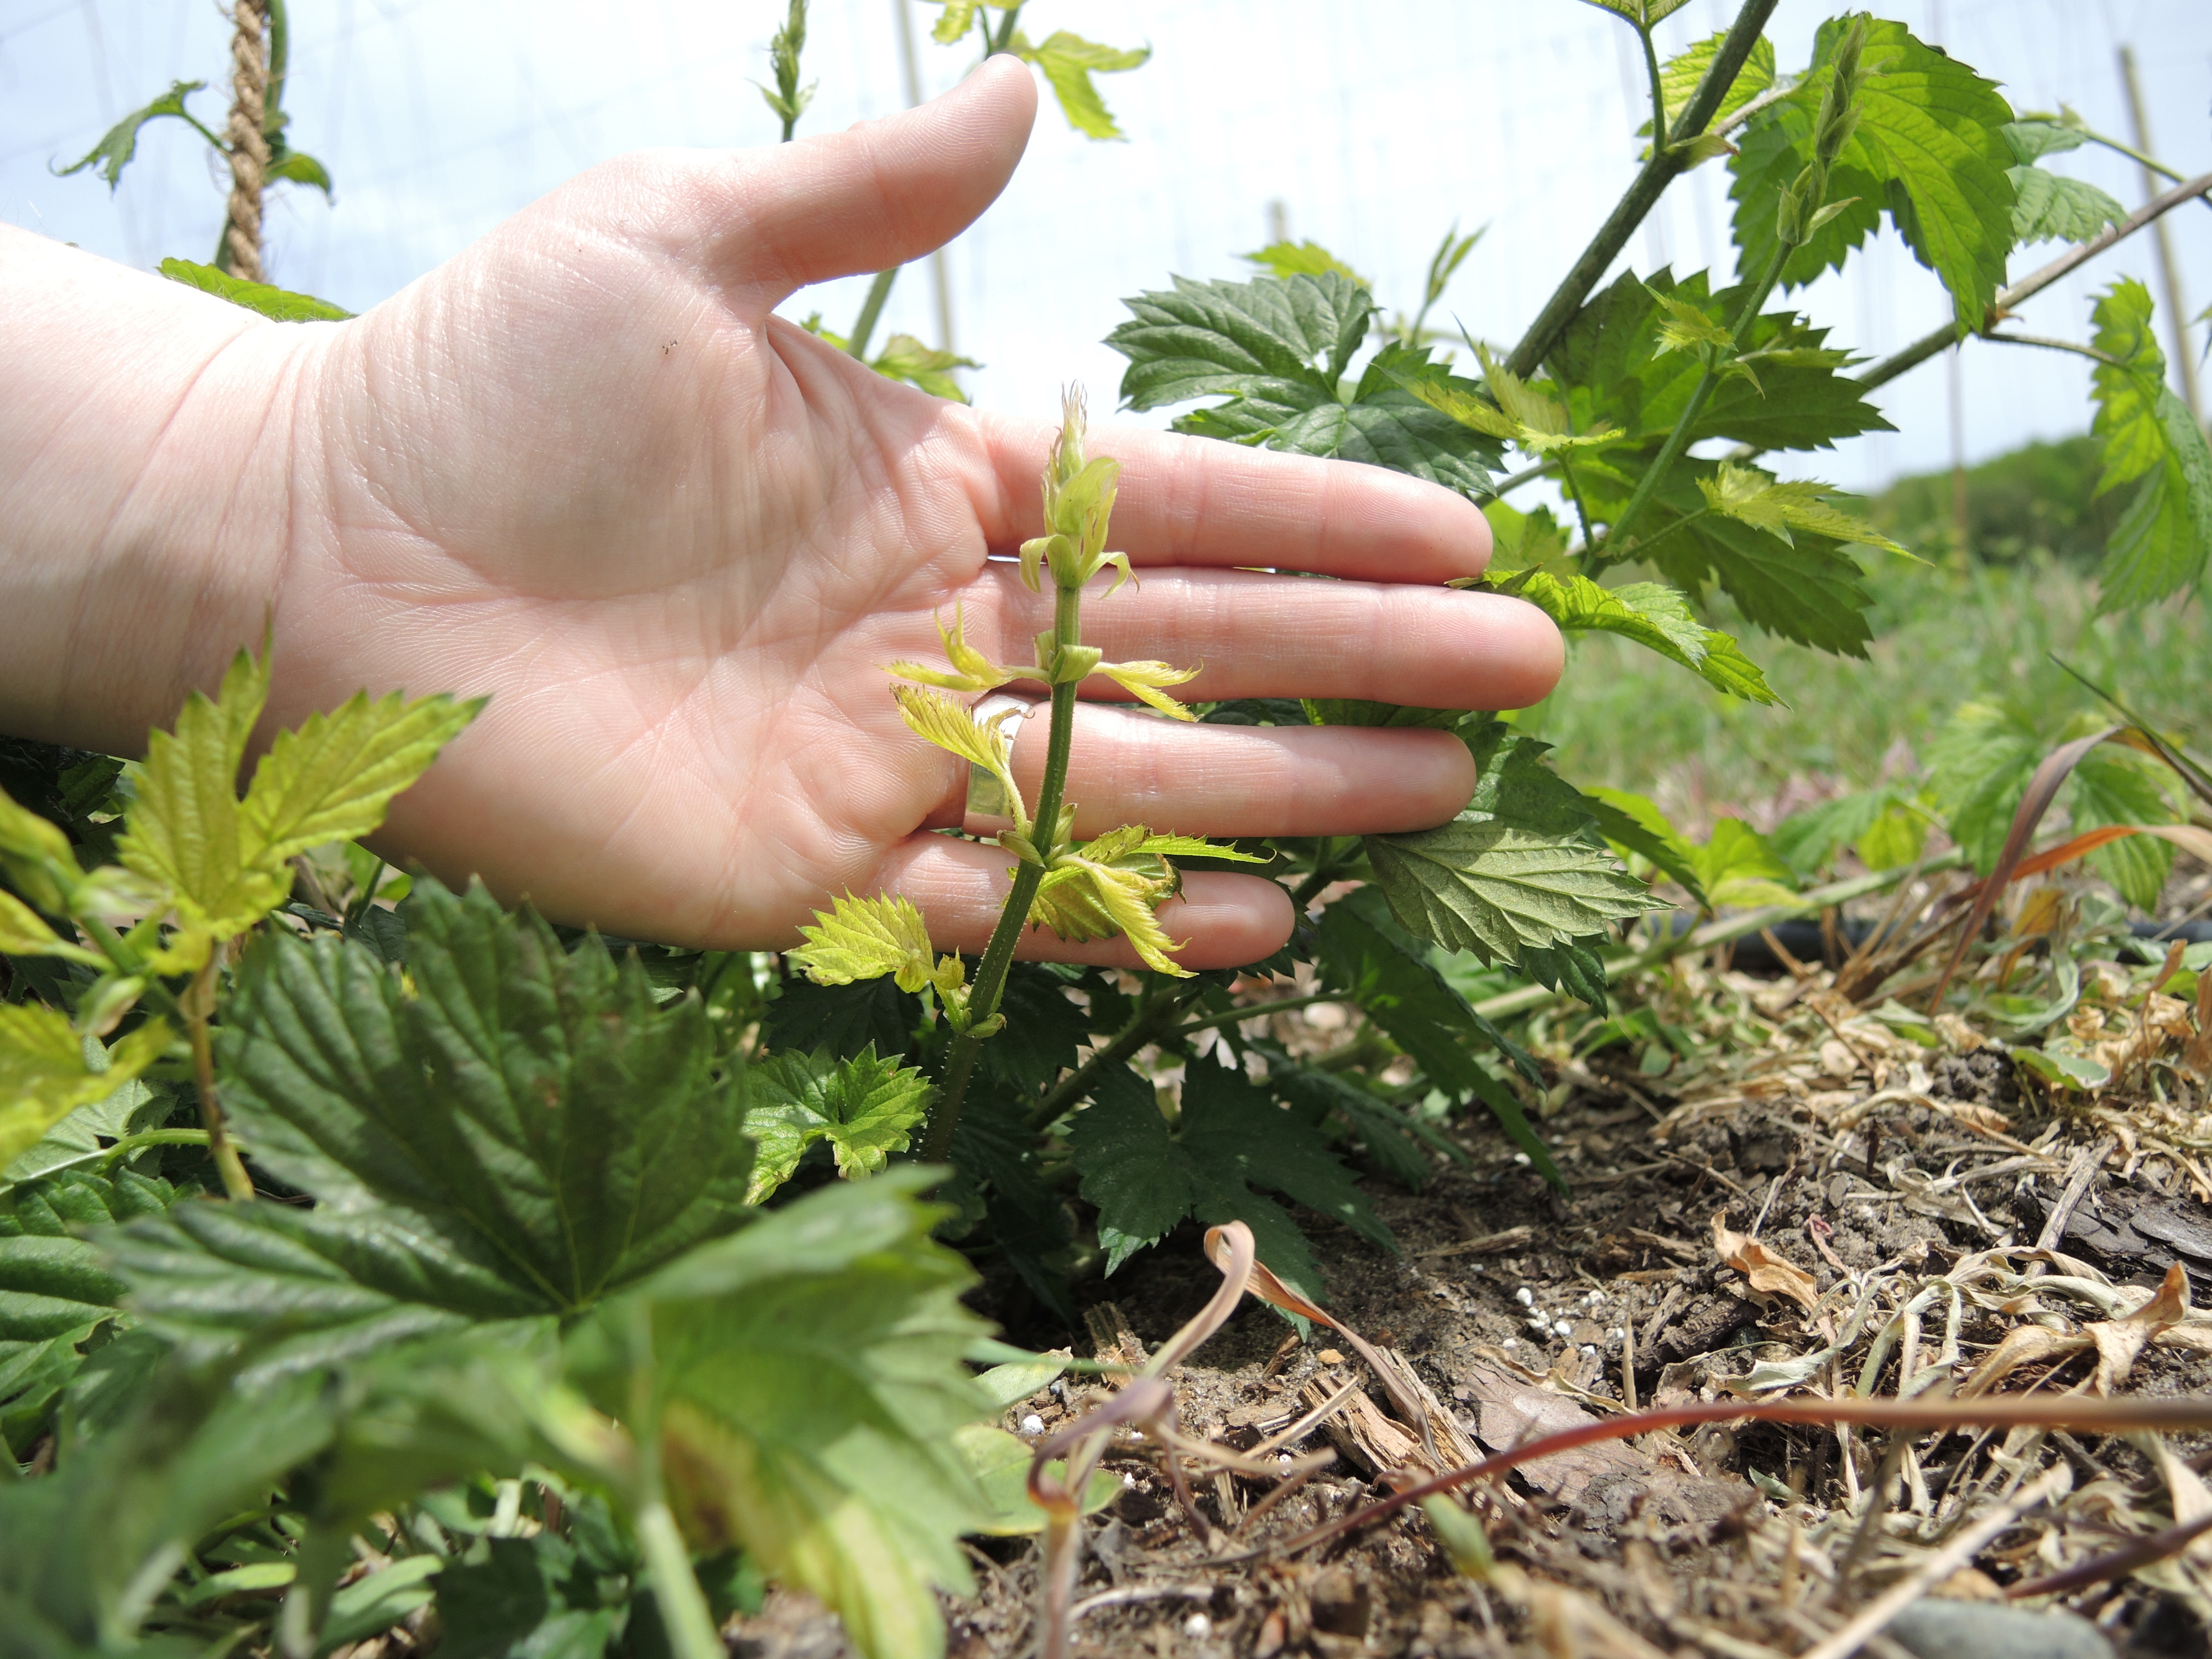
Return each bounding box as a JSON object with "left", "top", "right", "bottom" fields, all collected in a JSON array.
[
  {"left": 2087, "top": 1262, "right": 2191, "bottom": 1393},
  {"left": 1959, "top": 1323, "right": 2090, "bottom": 1396},
  {"left": 1711, "top": 1211, "right": 1820, "bottom": 1313}
]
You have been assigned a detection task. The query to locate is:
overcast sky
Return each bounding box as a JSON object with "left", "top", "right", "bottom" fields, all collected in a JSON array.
[{"left": 4, "top": 0, "right": 2208, "bottom": 495}]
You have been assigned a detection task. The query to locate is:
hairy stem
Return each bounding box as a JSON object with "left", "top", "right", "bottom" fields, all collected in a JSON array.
[
  {"left": 1600, "top": 241, "right": 1788, "bottom": 554},
  {"left": 926, "top": 584, "right": 1084, "bottom": 1159},
  {"left": 1027, "top": 977, "right": 1211, "bottom": 1130},
  {"left": 1172, "top": 993, "right": 1328, "bottom": 1039},
  {"left": 1503, "top": 0, "right": 1778, "bottom": 379},
  {"left": 847, "top": 265, "right": 898, "bottom": 361},
  {"left": 1854, "top": 168, "right": 2212, "bottom": 396}
]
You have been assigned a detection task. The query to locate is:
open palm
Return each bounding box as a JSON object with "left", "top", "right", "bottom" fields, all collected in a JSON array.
[{"left": 268, "top": 60, "right": 1560, "bottom": 966}]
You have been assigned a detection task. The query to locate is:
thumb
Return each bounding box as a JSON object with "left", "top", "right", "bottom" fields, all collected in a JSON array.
[{"left": 709, "top": 55, "right": 1036, "bottom": 302}]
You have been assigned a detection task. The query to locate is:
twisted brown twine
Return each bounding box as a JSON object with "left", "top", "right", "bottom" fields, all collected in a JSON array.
[{"left": 223, "top": 0, "right": 269, "bottom": 282}]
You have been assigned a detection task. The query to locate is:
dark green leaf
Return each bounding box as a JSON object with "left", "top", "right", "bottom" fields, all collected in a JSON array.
[
  {"left": 572, "top": 1171, "right": 991, "bottom": 1659},
  {"left": 1580, "top": 787, "right": 1708, "bottom": 902},
  {"left": 764, "top": 975, "right": 919, "bottom": 1062},
  {"left": 54, "top": 81, "right": 211, "bottom": 189},
  {"left": 2089, "top": 279, "right": 2212, "bottom": 608},
  {"left": 435, "top": 1533, "right": 625, "bottom": 1659},
  {"left": 108, "top": 879, "right": 750, "bottom": 1370},
  {"left": 1644, "top": 30, "right": 1775, "bottom": 149},
  {"left": 979, "top": 965, "right": 1091, "bottom": 1089},
  {"left": 264, "top": 149, "right": 335, "bottom": 196},
  {"left": 1314, "top": 889, "right": 1541, "bottom": 1087},
  {"left": 1109, "top": 272, "right": 1372, "bottom": 408},
  {"left": 158, "top": 259, "right": 353, "bottom": 322},
  {"left": 1065, "top": 1065, "right": 1194, "bottom": 1272}
]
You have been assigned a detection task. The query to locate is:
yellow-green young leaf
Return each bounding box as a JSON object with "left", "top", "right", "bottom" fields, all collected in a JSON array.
[
  {"left": 1098, "top": 659, "right": 1201, "bottom": 721},
  {"left": 0, "top": 890, "right": 102, "bottom": 965},
  {"left": 159, "top": 259, "right": 353, "bottom": 322},
  {"left": 118, "top": 645, "right": 281, "bottom": 935},
  {"left": 1393, "top": 374, "right": 1520, "bottom": 442},
  {"left": 870, "top": 334, "right": 980, "bottom": 404},
  {"left": 885, "top": 606, "right": 1016, "bottom": 694},
  {"left": 0, "top": 784, "right": 84, "bottom": 914},
  {"left": 790, "top": 893, "right": 942, "bottom": 995},
  {"left": 2006, "top": 166, "right": 2124, "bottom": 246},
  {"left": 1688, "top": 818, "right": 1799, "bottom": 910},
  {"left": 0, "top": 1006, "right": 170, "bottom": 1166},
  {"left": 1124, "top": 833, "right": 1269, "bottom": 864},
  {"left": 1241, "top": 240, "right": 1374, "bottom": 290},
  {"left": 1030, "top": 852, "right": 1189, "bottom": 977},
  {"left": 1580, "top": 0, "right": 1695, "bottom": 25},
  {"left": 1647, "top": 286, "right": 1734, "bottom": 356},
  {"left": 1009, "top": 30, "right": 1149, "bottom": 141},
  {"left": 891, "top": 686, "right": 1023, "bottom": 825},
  {"left": 1642, "top": 30, "right": 1776, "bottom": 153},
  {"left": 928, "top": 1, "right": 981, "bottom": 45},
  {"left": 1698, "top": 462, "right": 1913, "bottom": 558},
  {"left": 241, "top": 688, "right": 484, "bottom": 867}
]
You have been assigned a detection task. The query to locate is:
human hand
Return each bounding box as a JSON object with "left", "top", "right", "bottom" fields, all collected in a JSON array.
[{"left": 7, "top": 59, "right": 1561, "bottom": 968}]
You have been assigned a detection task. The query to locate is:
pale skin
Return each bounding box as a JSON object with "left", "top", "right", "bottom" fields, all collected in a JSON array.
[{"left": 0, "top": 58, "right": 1561, "bottom": 971}]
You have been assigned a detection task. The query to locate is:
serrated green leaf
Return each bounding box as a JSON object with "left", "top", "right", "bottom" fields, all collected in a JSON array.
[
  {"left": 2089, "top": 279, "right": 2212, "bottom": 608},
  {"left": 2, "top": 1078, "right": 166, "bottom": 1191},
  {"left": 0, "top": 1011, "right": 170, "bottom": 1171},
  {"left": 744, "top": 1046, "right": 935, "bottom": 1201},
  {"left": 1697, "top": 461, "right": 1913, "bottom": 558},
  {"left": 1241, "top": 240, "right": 1371, "bottom": 288},
  {"left": 1547, "top": 269, "right": 1890, "bottom": 452},
  {"left": 927, "top": 2, "right": 981, "bottom": 46},
  {"left": 1773, "top": 787, "right": 1906, "bottom": 875},
  {"left": 0, "top": 784, "right": 84, "bottom": 915},
  {"left": 1582, "top": 786, "right": 1708, "bottom": 902},
  {"left": 1688, "top": 818, "right": 1798, "bottom": 910},
  {"left": 239, "top": 687, "right": 480, "bottom": 864},
  {"left": 1317, "top": 887, "right": 1542, "bottom": 1087},
  {"left": 764, "top": 977, "right": 920, "bottom": 1063},
  {"left": 1728, "top": 19, "right": 2014, "bottom": 325},
  {"left": 2000, "top": 118, "right": 2087, "bottom": 163},
  {"left": 790, "top": 893, "right": 957, "bottom": 998},
  {"left": 264, "top": 149, "right": 335, "bottom": 196},
  {"left": 1067, "top": 1057, "right": 1392, "bottom": 1301},
  {"left": 117, "top": 646, "right": 279, "bottom": 936},
  {"left": 54, "top": 80, "right": 211, "bottom": 189},
  {"left": 1364, "top": 817, "right": 1657, "bottom": 983},
  {"left": 157, "top": 259, "right": 352, "bottom": 322},
  {"left": 106, "top": 878, "right": 750, "bottom": 1373},
  {"left": 1579, "top": 0, "right": 1694, "bottom": 24},
  {"left": 0, "top": 891, "right": 100, "bottom": 966},
  {"left": 575, "top": 1170, "right": 993, "bottom": 1659},
  {"left": 1646, "top": 285, "right": 1734, "bottom": 356},
  {"left": 433, "top": 1530, "right": 623, "bottom": 1659},
  {"left": 1009, "top": 30, "right": 1149, "bottom": 140},
  {"left": 1642, "top": 30, "right": 1775, "bottom": 154},
  {"left": 1110, "top": 272, "right": 1374, "bottom": 409},
  {"left": 1499, "top": 570, "right": 1780, "bottom": 704},
  {"left": 2005, "top": 166, "right": 2124, "bottom": 246},
  {"left": 870, "top": 334, "right": 978, "bottom": 403}
]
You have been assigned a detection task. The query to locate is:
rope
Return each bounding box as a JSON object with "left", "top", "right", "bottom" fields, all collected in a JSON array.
[{"left": 223, "top": 0, "right": 269, "bottom": 282}]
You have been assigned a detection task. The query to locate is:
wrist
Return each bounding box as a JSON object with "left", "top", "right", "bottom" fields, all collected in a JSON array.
[{"left": 0, "top": 228, "right": 311, "bottom": 757}]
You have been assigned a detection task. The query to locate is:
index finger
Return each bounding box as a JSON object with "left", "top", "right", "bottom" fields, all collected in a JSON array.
[{"left": 967, "top": 409, "right": 1494, "bottom": 586}]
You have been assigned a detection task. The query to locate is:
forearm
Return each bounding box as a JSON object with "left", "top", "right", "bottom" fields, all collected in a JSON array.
[{"left": 0, "top": 226, "right": 310, "bottom": 755}]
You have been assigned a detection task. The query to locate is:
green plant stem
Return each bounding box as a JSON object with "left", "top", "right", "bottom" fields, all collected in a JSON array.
[
  {"left": 1639, "top": 25, "right": 1670, "bottom": 150},
  {"left": 185, "top": 951, "right": 255, "bottom": 1203},
  {"left": 1601, "top": 241, "right": 1789, "bottom": 555},
  {"left": 265, "top": 0, "right": 290, "bottom": 132},
  {"left": 1027, "top": 978, "right": 1210, "bottom": 1130},
  {"left": 1467, "top": 848, "right": 1969, "bottom": 1025},
  {"left": 926, "top": 584, "right": 1086, "bottom": 1159},
  {"left": 75, "top": 914, "right": 191, "bottom": 1030},
  {"left": 1854, "top": 168, "right": 2212, "bottom": 397},
  {"left": 988, "top": 3, "right": 1025, "bottom": 54},
  {"left": 636, "top": 1505, "right": 723, "bottom": 1659},
  {"left": 1981, "top": 332, "right": 2124, "bottom": 370},
  {"left": 1503, "top": 0, "right": 1778, "bottom": 379},
  {"left": 847, "top": 266, "right": 898, "bottom": 361},
  {"left": 1172, "top": 993, "right": 1328, "bottom": 1038}
]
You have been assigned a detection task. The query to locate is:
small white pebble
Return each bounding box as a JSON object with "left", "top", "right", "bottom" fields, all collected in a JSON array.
[
  {"left": 1122, "top": 1471, "right": 1136, "bottom": 1488},
  {"left": 1503, "top": 1337, "right": 1519, "bottom": 1348},
  {"left": 1183, "top": 1611, "right": 1212, "bottom": 1639},
  {"left": 1514, "top": 1286, "right": 1535, "bottom": 1306},
  {"left": 1580, "top": 1344, "right": 1597, "bottom": 1357},
  {"left": 1526, "top": 1317, "right": 1550, "bottom": 1334},
  {"left": 1278, "top": 1452, "right": 1294, "bottom": 1470},
  {"left": 1610, "top": 1327, "right": 1625, "bottom": 1340},
  {"left": 1019, "top": 1413, "right": 1045, "bottom": 1436},
  {"left": 1512, "top": 1151, "right": 1532, "bottom": 1166},
  {"left": 1585, "top": 1290, "right": 1604, "bottom": 1305},
  {"left": 1553, "top": 1319, "right": 1573, "bottom": 1337}
]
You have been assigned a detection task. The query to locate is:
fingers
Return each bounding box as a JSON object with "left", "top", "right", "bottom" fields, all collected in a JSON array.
[
  {"left": 969, "top": 410, "right": 1494, "bottom": 584},
  {"left": 910, "top": 565, "right": 1565, "bottom": 712},
  {"left": 876, "top": 838, "right": 1296, "bottom": 969},
  {"left": 704, "top": 56, "right": 1036, "bottom": 300},
  {"left": 931, "top": 702, "right": 1477, "bottom": 840}
]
